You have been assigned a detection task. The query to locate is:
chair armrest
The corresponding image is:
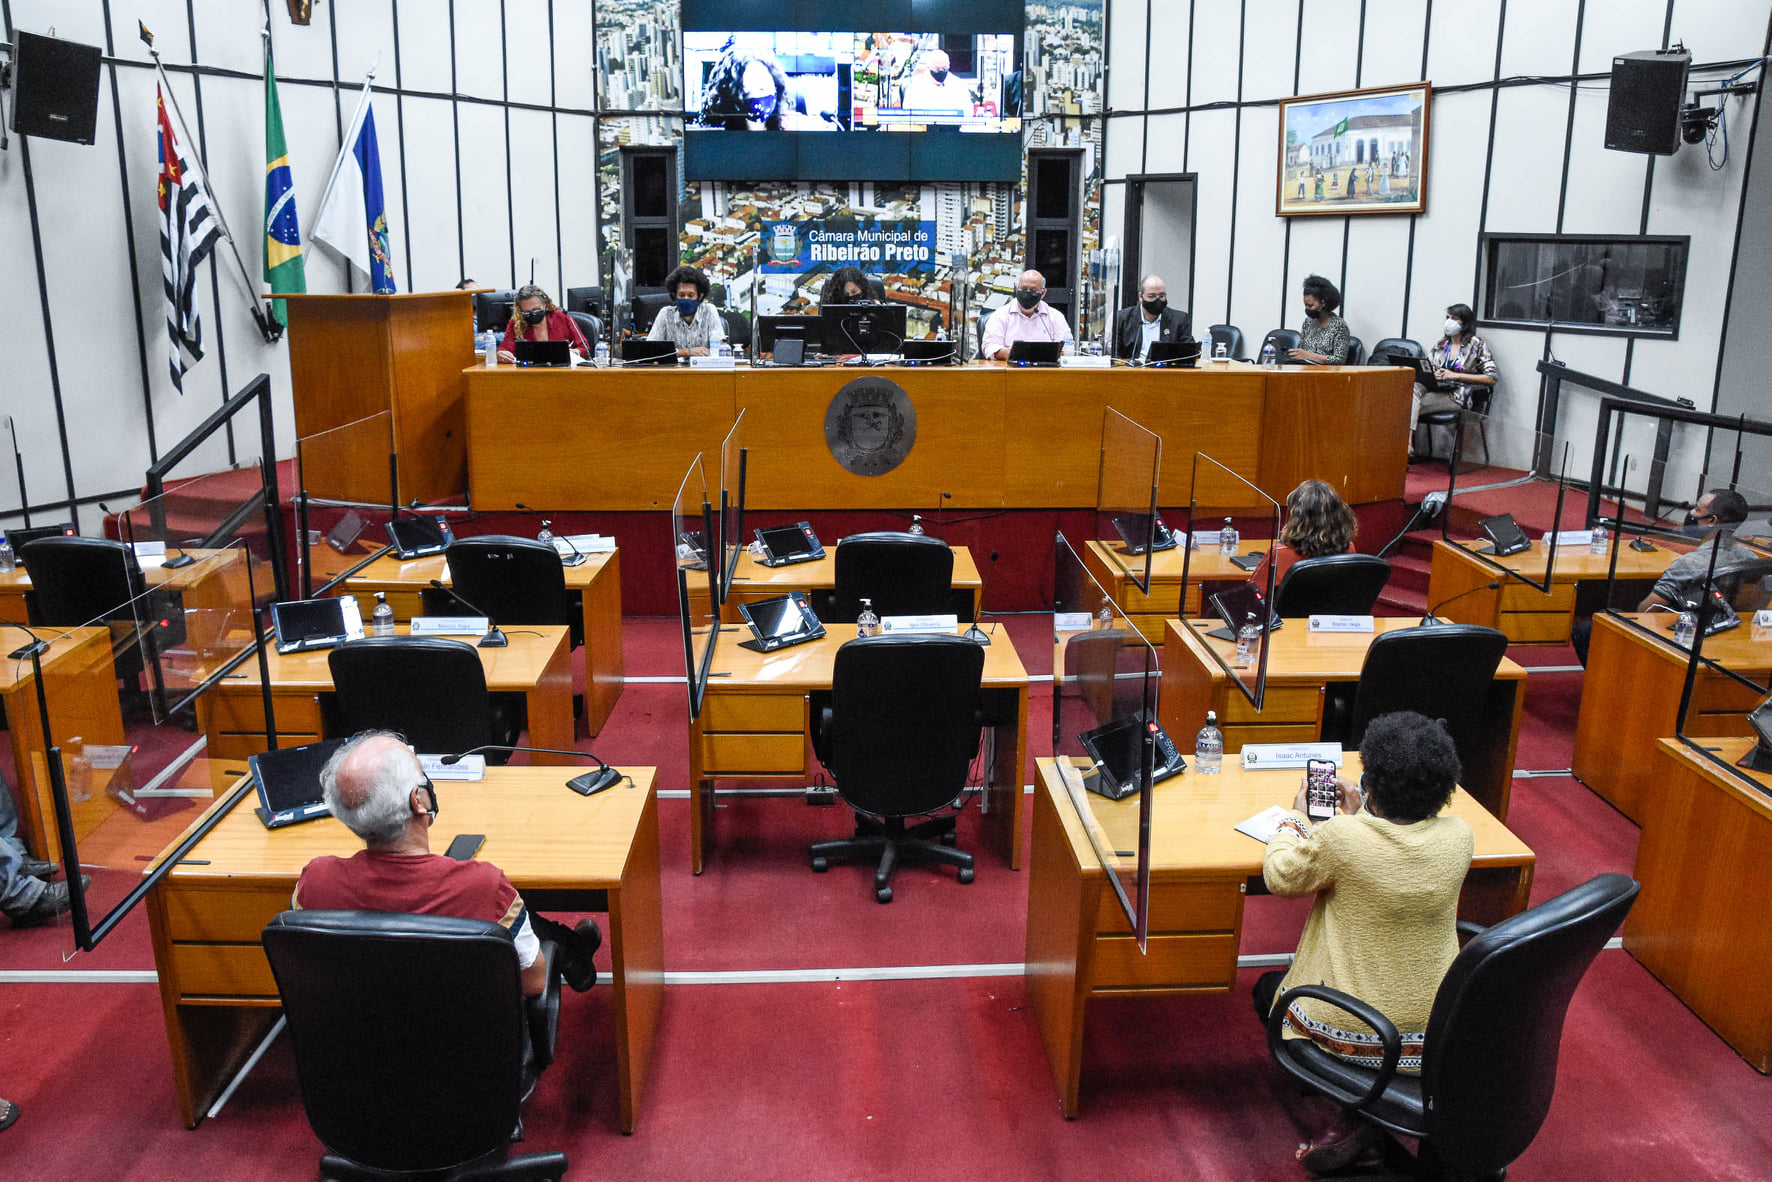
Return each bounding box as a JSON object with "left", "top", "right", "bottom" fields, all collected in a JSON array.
[
  {"left": 525, "top": 940, "right": 563, "bottom": 1071},
  {"left": 1456, "top": 918, "right": 1487, "bottom": 944},
  {"left": 1265, "top": 983, "right": 1403, "bottom": 1111}
]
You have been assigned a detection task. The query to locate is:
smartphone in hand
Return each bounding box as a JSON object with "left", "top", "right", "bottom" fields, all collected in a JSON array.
[{"left": 1305, "top": 759, "right": 1339, "bottom": 821}]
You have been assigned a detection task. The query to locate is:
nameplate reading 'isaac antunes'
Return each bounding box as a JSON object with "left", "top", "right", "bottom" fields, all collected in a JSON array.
[{"left": 824, "top": 376, "right": 917, "bottom": 476}]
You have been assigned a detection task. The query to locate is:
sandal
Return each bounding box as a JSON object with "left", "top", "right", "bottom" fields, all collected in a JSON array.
[
  {"left": 1296, "top": 1114, "right": 1381, "bottom": 1173},
  {"left": 0, "top": 1098, "right": 19, "bottom": 1132}
]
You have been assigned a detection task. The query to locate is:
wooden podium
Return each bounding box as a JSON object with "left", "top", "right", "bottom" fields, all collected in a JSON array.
[{"left": 283, "top": 292, "right": 475, "bottom": 506}]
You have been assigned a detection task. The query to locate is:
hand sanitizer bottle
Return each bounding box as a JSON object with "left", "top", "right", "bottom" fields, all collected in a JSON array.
[
  {"left": 857, "top": 597, "right": 881, "bottom": 639},
  {"left": 372, "top": 592, "right": 396, "bottom": 637}
]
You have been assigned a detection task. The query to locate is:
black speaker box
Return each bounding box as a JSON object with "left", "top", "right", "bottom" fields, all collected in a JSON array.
[
  {"left": 11, "top": 31, "right": 102, "bottom": 145},
  {"left": 1605, "top": 49, "right": 1690, "bottom": 156}
]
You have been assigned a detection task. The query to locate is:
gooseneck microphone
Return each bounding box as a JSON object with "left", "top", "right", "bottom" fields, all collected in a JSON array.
[
  {"left": 1421, "top": 581, "right": 1502, "bottom": 626},
  {"left": 426, "top": 579, "right": 508, "bottom": 648},
  {"left": 6, "top": 621, "right": 51, "bottom": 661},
  {"left": 442, "top": 744, "right": 621, "bottom": 796},
  {"left": 518, "top": 505, "right": 587, "bottom": 567}
]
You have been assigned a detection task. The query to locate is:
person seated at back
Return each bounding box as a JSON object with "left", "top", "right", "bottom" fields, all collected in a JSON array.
[
  {"left": 1254, "top": 711, "right": 1473, "bottom": 1173},
  {"left": 496, "top": 284, "right": 589, "bottom": 363},
  {"left": 1639, "top": 488, "right": 1763, "bottom": 611},
  {"left": 293, "top": 732, "right": 600, "bottom": 996},
  {"left": 1252, "top": 479, "right": 1358, "bottom": 590},
  {"left": 1112, "top": 273, "right": 1192, "bottom": 361},
  {"left": 820, "top": 265, "right": 874, "bottom": 306},
  {"left": 1289, "top": 274, "right": 1350, "bottom": 364},
  {"left": 1410, "top": 303, "right": 1498, "bottom": 460},
  {"left": 648, "top": 264, "right": 725, "bottom": 358},
  {"left": 982, "top": 269, "right": 1074, "bottom": 360}
]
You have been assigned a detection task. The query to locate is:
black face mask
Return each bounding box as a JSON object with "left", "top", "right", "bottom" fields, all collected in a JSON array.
[
  {"left": 1015, "top": 290, "right": 1042, "bottom": 309},
  {"left": 1304, "top": 303, "right": 1320, "bottom": 321},
  {"left": 1142, "top": 297, "right": 1166, "bottom": 315},
  {"left": 521, "top": 307, "right": 548, "bottom": 327},
  {"left": 931, "top": 69, "right": 949, "bottom": 83}
]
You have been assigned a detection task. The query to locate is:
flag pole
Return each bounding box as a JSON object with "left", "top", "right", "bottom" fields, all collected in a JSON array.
[{"left": 140, "top": 22, "right": 276, "bottom": 342}]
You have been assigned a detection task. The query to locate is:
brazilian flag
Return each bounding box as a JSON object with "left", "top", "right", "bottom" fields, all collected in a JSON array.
[
  {"left": 263, "top": 41, "right": 305, "bottom": 326},
  {"left": 1331, "top": 117, "right": 1349, "bottom": 137}
]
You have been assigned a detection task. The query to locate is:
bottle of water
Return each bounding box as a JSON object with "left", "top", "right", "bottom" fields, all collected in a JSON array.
[
  {"left": 1673, "top": 610, "right": 1698, "bottom": 648},
  {"left": 1219, "top": 516, "right": 1238, "bottom": 556},
  {"left": 857, "top": 597, "right": 880, "bottom": 639},
  {"left": 1236, "top": 612, "right": 1260, "bottom": 666},
  {"left": 1260, "top": 342, "right": 1279, "bottom": 369},
  {"left": 483, "top": 330, "right": 498, "bottom": 367},
  {"left": 537, "top": 519, "right": 555, "bottom": 546},
  {"left": 1062, "top": 339, "right": 1076, "bottom": 357},
  {"left": 1096, "top": 597, "right": 1115, "bottom": 630},
  {"left": 0, "top": 532, "right": 14, "bottom": 574},
  {"left": 372, "top": 592, "right": 396, "bottom": 637},
  {"left": 1194, "top": 710, "right": 1223, "bottom": 775},
  {"left": 594, "top": 339, "right": 610, "bottom": 368},
  {"left": 908, "top": 514, "right": 924, "bottom": 535},
  {"left": 1589, "top": 523, "right": 1608, "bottom": 555}
]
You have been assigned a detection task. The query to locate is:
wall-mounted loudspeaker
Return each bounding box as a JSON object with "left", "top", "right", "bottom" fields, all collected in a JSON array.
[
  {"left": 11, "top": 31, "right": 103, "bottom": 146},
  {"left": 1605, "top": 50, "right": 1691, "bottom": 156}
]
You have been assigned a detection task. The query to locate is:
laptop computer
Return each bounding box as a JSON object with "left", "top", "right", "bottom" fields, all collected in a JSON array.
[
  {"left": 250, "top": 738, "right": 349, "bottom": 828},
  {"left": 1144, "top": 339, "right": 1201, "bottom": 368},
  {"left": 271, "top": 596, "right": 365, "bottom": 654},
  {"left": 1407, "top": 356, "right": 1455, "bottom": 392},
  {"left": 621, "top": 339, "right": 678, "bottom": 365},
  {"left": 1007, "top": 340, "right": 1063, "bottom": 366},
  {"left": 1205, "top": 582, "right": 1283, "bottom": 642},
  {"left": 1077, "top": 710, "right": 1187, "bottom": 800},
  {"left": 513, "top": 339, "right": 571, "bottom": 366},
  {"left": 901, "top": 339, "right": 960, "bottom": 365}
]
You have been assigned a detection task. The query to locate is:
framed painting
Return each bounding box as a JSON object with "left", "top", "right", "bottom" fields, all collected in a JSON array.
[{"left": 1278, "top": 82, "right": 1431, "bottom": 216}]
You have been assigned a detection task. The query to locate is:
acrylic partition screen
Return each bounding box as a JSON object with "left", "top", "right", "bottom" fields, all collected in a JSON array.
[
  {"left": 5, "top": 536, "right": 267, "bottom": 951},
  {"left": 295, "top": 411, "right": 398, "bottom": 597},
  {"left": 719, "top": 410, "right": 749, "bottom": 606},
  {"left": 674, "top": 454, "right": 718, "bottom": 719},
  {"left": 1177, "top": 454, "right": 1281, "bottom": 711},
  {"left": 1052, "top": 534, "right": 1156, "bottom": 945},
  {"left": 1437, "top": 418, "right": 1573, "bottom": 597},
  {"left": 1095, "top": 408, "right": 1163, "bottom": 596}
]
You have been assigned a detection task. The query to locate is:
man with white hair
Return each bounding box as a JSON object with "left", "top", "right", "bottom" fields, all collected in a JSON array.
[
  {"left": 292, "top": 732, "right": 599, "bottom": 996},
  {"left": 982, "top": 269, "right": 1075, "bottom": 360},
  {"left": 902, "top": 48, "right": 970, "bottom": 113}
]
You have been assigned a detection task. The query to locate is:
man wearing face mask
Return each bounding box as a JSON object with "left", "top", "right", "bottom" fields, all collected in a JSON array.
[
  {"left": 902, "top": 49, "right": 970, "bottom": 114},
  {"left": 1640, "top": 490, "right": 1762, "bottom": 612},
  {"left": 496, "top": 284, "right": 589, "bottom": 363},
  {"left": 982, "top": 269, "right": 1075, "bottom": 360},
  {"left": 1112, "top": 274, "right": 1192, "bottom": 361},
  {"left": 647, "top": 264, "right": 725, "bottom": 358}
]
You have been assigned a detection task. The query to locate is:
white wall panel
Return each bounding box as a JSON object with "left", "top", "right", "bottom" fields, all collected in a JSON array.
[
  {"left": 1229, "top": 107, "right": 1285, "bottom": 340},
  {"left": 1560, "top": 91, "right": 1653, "bottom": 234},
  {"left": 191, "top": 0, "right": 267, "bottom": 77},
  {"left": 1481, "top": 88, "right": 1568, "bottom": 233},
  {"left": 1341, "top": 216, "right": 1410, "bottom": 346},
  {"left": 1144, "top": 113, "right": 1189, "bottom": 173},
  {"left": 1107, "top": 0, "right": 1150, "bottom": 112},
  {"left": 454, "top": 0, "right": 507, "bottom": 101},
  {"left": 0, "top": 132, "right": 68, "bottom": 515},
  {"left": 8, "top": 0, "right": 106, "bottom": 46},
  {"left": 1357, "top": 0, "right": 1428, "bottom": 89},
  {"left": 1295, "top": 0, "right": 1361, "bottom": 98},
  {"left": 553, "top": 2, "right": 597, "bottom": 110},
  {"left": 1106, "top": 115, "right": 1145, "bottom": 177},
  {"left": 1425, "top": 0, "right": 1502, "bottom": 88},
  {"left": 399, "top": 98, "right": 464, "bottom": 293},
  {"left": 555, "top": 114, "right": 600, "bottom": 285},
  {"left": 506, "top": 5, "right": 555, "bottom": 108},
  {"left": 1147, "top": 2, "right": 1194, "bottom": 110},
  {"left": 508, "top": 109, "right": 563, "bottom": 298},
  {"left": 1187, "top": 6, "right": 1239, "bottom": 108},
  {"left": 106, "top": 0, "right": 195, "bottom": 70},
  {"left": 1670, "top": 0, "right": 1772, "bottom": 67},
  {"left": 457, "top": 104, "right": 513, "bottom": 285},
  {"left": 396, "top": 0, "right": 455, "bottom": 93},
  {"left": 1404, "top": 89, "right": 1488, "bottom": 345},
  {"left": 1187, "top": 110, "right": 1237, "bottom": 328},
  {"left": 1242, "top": 0, "right": 1301, "bottom": 102},
  {"left": 1575, "top": 3, "right": 1669, "bottom": 74},
  {"left": 266, "top": 5, "right": 335, "bottom": 81},
  {"left": 1500, "top": 0, "right": 1581, "bottom": 80},
  {"left": 334, "top": 0, "right": 398, "bottom": 85},
  {"left": 1284, "top": 217, "right": 1344, "bottom": 331}
]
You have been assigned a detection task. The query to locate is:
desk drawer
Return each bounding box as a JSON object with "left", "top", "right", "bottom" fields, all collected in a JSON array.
[
  {"left": 208, "top": 691, "right": 323, "bottom": 735},
  {"left": 701, "top": 733, "right": 805, "bottom": 775},
  {"left": 1127, "top": 614, "right": 1169, "bottom": 644},
  {"left": 1093, "top": 932, "right": 1239, "bottom": 990},
  {"left": 702, "top": 694, "right": 803, "bottom": 734},
  {"left": 163, "top": 888, "right": 290, "bottom": 944},
  {"left": 1118, "top": 581, "right": 1182, "bottom": 615},
  {"left": 168, "top": 942, "right": 277, "bottom": 999},
  {"left": 1097, "top": 881, "right": 1241, "bottom": 935},
  {"left": 1499, "top": 581, "right": 1575, "bottom": 613},
  {"left": 1499, "top": 610, "right": 1573, "bottom": 644},
  {"left": 1222, "top": 685, "right": 1320, "bottom": 726},
  {"left": 1692, "top": 674, "right": 1767, "bottom": 715}
]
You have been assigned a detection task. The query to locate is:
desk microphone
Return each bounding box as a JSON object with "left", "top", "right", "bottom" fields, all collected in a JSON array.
[
  {"left": 963, "top": 587, "right": 992, "bottom": 646},
  {"left": 5, "top": 621, "right": 51, "bottom": 662},
  {"left": 101, "top": 500, "right": 195, "bottom": 568},
  {"left": 442, "top": 745, "right": 621, "bottom": 796},
  {"left": 1421, "top": 581, "right": 1501, "bottom": 626},
  {"left": 425, "top": 579, "right": 508, "bottom": 647}
]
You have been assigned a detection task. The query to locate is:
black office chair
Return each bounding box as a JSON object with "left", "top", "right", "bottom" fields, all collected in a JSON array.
[
  {"left": 810, "top": 634, "right": 985, "bottom": 902},
  {"left": 866, "top": 276, "right": 887, "bottom": 303},
  {"left": 1272, "top": 554, "right": 1391, "bottom": 618},
  {"left": 263, "top": 910, "right": 567, "bottom": 1180},
  {"left": 19, "top": 535, "right": 169, "bottom": 683},
  {"left": 566, "top": 310, "right": 602, "bottom": 346},
  {"left": 1328, "top": 625, "right": 1510, "bottom": 776},
  {"left": 1261, "top": 328, "right": 1301, "bottom": 358},
  {"left": 1368, "top": 336, "right": 1425, "bottom": 366},
  {"left": 1262, "top": 873, "right": 1639, "bottom": 1180},
  {"left": 1345, "top": 336, "right": 1367, "bottom": 366},
  {"left": 816, "top": 532, "right": 955, "bottom": 624},
  {"left": 1207, "top": 323, "right": 1245, "bottom": 360},
  {"left": 1419, "top": 384, "right": 1494, "bottom": 470},
  {"left": 433, "top": 536, "right": 579, "bottom": 648},
  {"left": 721, "top": 308, "right": 751, "bottom": 351},
  {"left": 976, "top": 307, "right": 993, "bottom": 358},
  {"left": 629, "top": 291, "right": 671, "bottom": 339},
  {"left": 328, "top": 636, "right": 519, "bottom": 762}
]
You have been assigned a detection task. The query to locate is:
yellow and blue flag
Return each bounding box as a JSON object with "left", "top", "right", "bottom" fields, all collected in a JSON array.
[{"left": 264, "top": 40, "right": 305, "bottom": 326}]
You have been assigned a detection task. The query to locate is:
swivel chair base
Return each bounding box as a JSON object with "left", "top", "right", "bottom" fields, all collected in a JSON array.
[{"left": 810, "top": 813, "right": 973, "bottom": 903}]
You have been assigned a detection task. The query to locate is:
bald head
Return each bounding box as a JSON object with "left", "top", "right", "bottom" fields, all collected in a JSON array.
[
  {"left": 1019, "top": 270, "right": 1046, "bottom": 290},
  {"left": 320, "top": 732, "right": 428, "bottom": 847}
]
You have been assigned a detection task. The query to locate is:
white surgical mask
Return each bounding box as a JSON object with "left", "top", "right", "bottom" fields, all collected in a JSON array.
[{"left": 1443, "top": 318, "right": 1462, "bottom": 338}]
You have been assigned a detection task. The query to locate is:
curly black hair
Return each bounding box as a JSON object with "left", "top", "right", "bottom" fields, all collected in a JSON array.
[
  {"left": 1302, "top": 273, "right": 1342, "bottom": 314},
  {"left": 1359, "top": 711, "right": 1460, "bottom": 824},
  {"left": 663, "top": 265, "right": 710, "bottom": 299},
  {"left": 821, "top": 266, "right": 873, "bottom": 305}
]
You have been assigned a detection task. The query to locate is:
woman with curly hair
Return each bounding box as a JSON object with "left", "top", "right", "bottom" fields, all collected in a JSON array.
[
  {"left": 820, "top": 266, "right": 874, "bottom": 306},
  {"left": 496, "top": 284, "right": 588, "bottom": 362},
  {"left": 1289, "top": 273, "right": 1351, "bottom": 364},
  {"left": 1251, "top": 479, "right": 1358, "bottom": 588}
]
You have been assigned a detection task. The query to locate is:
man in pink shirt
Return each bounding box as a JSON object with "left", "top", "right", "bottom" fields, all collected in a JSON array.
[{"left": 982, "top": 269, "right": 1074, "bottom": 359}]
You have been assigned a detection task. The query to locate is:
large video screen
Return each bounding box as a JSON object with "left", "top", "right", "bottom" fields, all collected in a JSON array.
[{"left": 685, "top": 32, "right": 1021, "bottom": 135}]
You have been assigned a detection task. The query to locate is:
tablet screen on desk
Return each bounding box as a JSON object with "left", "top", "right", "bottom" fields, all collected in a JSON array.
[
  {"left": 250, "top": 738, "right": 348, "bottom": 814},
  {"left": 756, "top": 525, "right": 815, "bottom": 561},
  {"left": 743, "top": 595, "right": 813, "bottom": 639}
]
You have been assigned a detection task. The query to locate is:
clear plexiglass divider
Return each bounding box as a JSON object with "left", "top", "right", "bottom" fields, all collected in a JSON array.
[
  {"left": 1095, "top": 407, "right": 1163, "bottom": 596},
  {"left": 1437, "top": 417, "right": 1574, "bottom": 597},
  {"left": 1052, "top": 533, "right": 1157, "bottom": 947},
  {"left": 719, "top": 409, "right": 748, "bottom": 606},
  {"left": 295, "top": 411, "right": 398, "bottom": 598},
  {"left": 1177, "top": 453, "right": 1281, "bottom": 711},
  {"left": 6, "top": 537, "right": 271, "bottom": 952},
  {"left": 674, "top": 454, "right": 718, "bottom": 720}
]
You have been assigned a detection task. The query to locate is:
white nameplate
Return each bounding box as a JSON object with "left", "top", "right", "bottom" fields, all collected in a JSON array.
[
  {"left": 420, "top": 754, "right": 486, "bottom": 782},
  {"left": 1756, "top": 609, "right": 1772, "bottom": 628},
  {"left": 132, "top": 541, "right": 167, "bottom": 559},
  {"left": 551, "top": 534, "right": 615, "bottom": 556},
  {"left": 880, "top": 613, "right": 958, "bottom": 634},
  {"left": 1307, "top": 614, "right": 1375, "bottom": 632},
  {"left": 1054, "top": 612, "right": 1094, "bottom": 633},
  {"left": 689, "top": 354, "right": 736, "bottom": 369},
  {"left": 1189, "top": 529, "right": 1239, "bottom": 550},
  {"left": 1239, "top": 742, "right": 1344, "bottom": 770},
  {"left": 409, "top": 615, "right": 489, "bottom": 636},
  {"left": 1057, "top": 354, "right": 1110, "bottom": 368},
  {"left": 1541, "top": 530, "right": 1594, "bottom": 546}
]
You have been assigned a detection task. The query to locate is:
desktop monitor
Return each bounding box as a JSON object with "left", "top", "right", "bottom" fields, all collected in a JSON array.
[
  {"left": 820, "top": 303, "right": 907, "bottom": 355},
  {"left": 758, "top": 314, "right": 824, "bottom": 356},
  {"left": 472, "top": 290, "right": 515, "bottom": 334}
]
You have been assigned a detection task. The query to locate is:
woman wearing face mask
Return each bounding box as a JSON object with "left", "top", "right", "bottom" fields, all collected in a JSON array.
[
  {"left": 1289, "top": 275, "right": 1351, "bottom": 364},
  {"left": 647, "top": 264, "right": 725, "bottom": 358},
  {"left": 1410, "top": 303, "right": 1497, "bottom": 460},
  {"left": 497, "top": 284, "right": 589, "bottom": 363}
]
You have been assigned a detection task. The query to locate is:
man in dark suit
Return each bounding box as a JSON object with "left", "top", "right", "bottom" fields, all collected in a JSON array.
[{"left": 1113, "top": 274, "right": 1192, "bottom": 360}]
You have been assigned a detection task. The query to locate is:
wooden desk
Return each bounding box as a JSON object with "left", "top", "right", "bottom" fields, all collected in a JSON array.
[
  {"left": 1571, "top": 612, "right": 1770, "bottom": 823},
  {"left": 688, "top": 627, "right": 1030, "bottom": 874},
  {"left": 194, "top": 626, "right": 575, "bottom": 762},
  {"left": 1082, "top": 540, "right": 1247, "bottom": 643},
  {"left": 714, "top": 545, "right": 983, "bottom": 624},
  {"left": 1425, "top": 538, "right": 1675, "bottom": 645},
  {"left": 463, "top": 363, "right": 1410, "bottom": 512},
  {"left": 1158, "top": 618, "right": 1527, "bottom": 820},
  {"left": 145, "top": 766, "right": 664, "bottom": 1128},
  {"left": 0, "top": 626, "right": 127, "bottom": 859},
  {"left": 1024, "top": 756, "right": 1535, "bottom": 1116},
  {"left": 1629, "top": 737, "right": 1772, "bottom": 1071},
  {"left": 0, "top": 546, "right": 255, "bottom": 644},
  {"left": 338, "top": 550, "right": 624, "bottom": 734}
]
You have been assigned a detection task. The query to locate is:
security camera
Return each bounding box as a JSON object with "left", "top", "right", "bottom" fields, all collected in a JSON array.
[{"left": 1681, "top": 101, "right": 1719, "bottom": 145}]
